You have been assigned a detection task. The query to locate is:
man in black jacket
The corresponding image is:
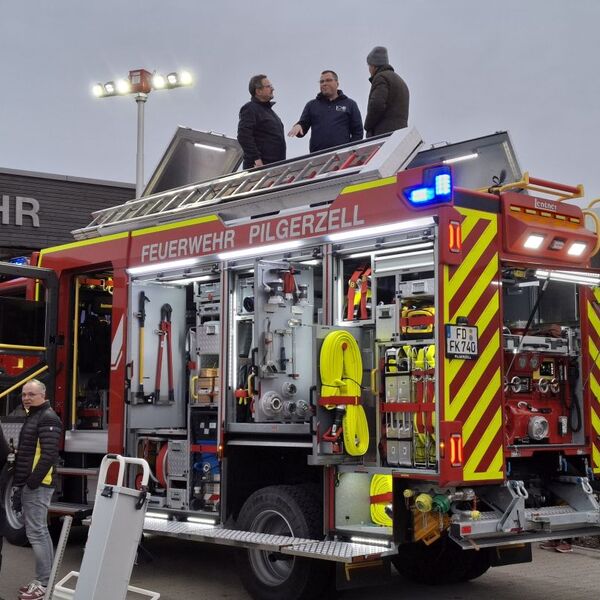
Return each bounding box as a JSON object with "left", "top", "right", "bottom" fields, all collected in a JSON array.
[
  {"left": 237, "top": 74, "right": 286, "bottom": 169},
  {"left": 364, "top": 46, "right": 410, "bottom": 137},
  {"left": 288, "top": 70, "right": 363, "bottom": 152},
  {"left": 12, "top": 379, "right": 62, "bottom": 600}
]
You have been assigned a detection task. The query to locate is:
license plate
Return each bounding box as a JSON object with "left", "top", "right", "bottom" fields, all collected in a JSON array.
[{"left": 445, "top": 325, "right": 478, "bottom": 359}]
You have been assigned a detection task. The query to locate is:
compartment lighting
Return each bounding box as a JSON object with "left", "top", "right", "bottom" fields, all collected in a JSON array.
[
  {"left": 218, "top": 240, "right": 302, "bottom": 261},
  {"left": 567, "top": 241, "right": 587, "bottom": 256},
  {"left": 187, "top": 516, "right": 217, "bottom": 525},
  {"left": 348, "top": 241, "right": 433, "bottom": 259},
  {"left": 194, "top": 142, "right": 227, "bottom": 153},
  {"left": 328, "top": 217, "right": 434, "bottom": 242},
  {"left": 535, "top": 269, "right": 600, "bottom": 286},
  {"left": 375, "top": 261, "right": 434, "bottom": 274},
  {"left": 127, "top": 257, "right": 199, "bottom": 276},
  {"left": 146, "top": 512, "right": 169, "bottom": 520},
  {"left": 443, "top": 152, "right": 478, "bottom": 165},
  {"left": 162, "top": 275, "right": 213, "bottom": 285},
  {"left": 350, "top": 536, "right": 392, "bottom": 548},
  {"left": 523, "top": 234, "right": 545, "bottom": 249}
]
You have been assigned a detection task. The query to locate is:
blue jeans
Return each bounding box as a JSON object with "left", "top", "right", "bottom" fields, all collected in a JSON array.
[{"left": 22, "top": 485, "right": 54, "bottom": 586}]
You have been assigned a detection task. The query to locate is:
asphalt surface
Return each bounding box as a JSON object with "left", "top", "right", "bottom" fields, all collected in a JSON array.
[{"left": 1, "top": 528, "right": 599, "bottom": 599}]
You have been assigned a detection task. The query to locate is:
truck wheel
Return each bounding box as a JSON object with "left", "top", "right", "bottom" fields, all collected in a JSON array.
[
  {"left": 392, "top": 536, "right": 490, "bottom": 585},
  {"left": 0, "top": 465, "right": 28, "bottom": 546},
  {"left": 236, "top": 485, "right": 332, "bottom": 600}
]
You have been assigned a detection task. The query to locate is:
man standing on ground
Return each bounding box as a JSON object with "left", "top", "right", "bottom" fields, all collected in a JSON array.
[
  {"left": 288, "top": 70, "right": 363, "bottom": 152},
  {"left": 364, "top": 46, "right": 410, "bottom": 137},
  {"left": 12, "top": 379, "right": 62, "bottom": 600},
  {"left": 237, "top": 74, "right": 286, "bottom": 169}
]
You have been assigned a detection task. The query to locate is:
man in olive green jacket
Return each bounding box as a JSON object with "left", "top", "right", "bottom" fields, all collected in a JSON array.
[{"left": 364, "top": 46, "right": 410, "bottom": 137}]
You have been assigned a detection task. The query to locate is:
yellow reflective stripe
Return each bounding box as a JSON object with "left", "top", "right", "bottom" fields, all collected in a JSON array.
[
  {"left": 447, "top": 219, "right": 496, "bottom": 300},
  {"left": 456, "top": 210, "right": 479, "bottom": 242},
  {"left": 588, "top": 301, "right": 600, "bottom": 336},
  {"left": 590, "top": 373, "right": 600, "bottom": 405},
  {"left": 593, "top": 445, "right": 600, "bottom": 473},
  {"left": 463, "top": 409, "right": 502, "bottom": 479},
  {"left": 446, "top": 331, "right": 500, "bottom": 420},
  {"left": 450, "top": 254, "right": 498, "bottom": 322},
  {"left": 340, "top": 176, "right": 396, "bottom": 195},
  {"left": 462, "top": 368, "right": 501, "bottom": 444},
  {"left": 39, "top": 232, "right": 128, "bottom": 259},
  {"left": 131, "top": 214, "right": 219, "bottom": 237},
  {"left": 448, "top": 289, "right": 499, "bottom": 381},
  {"left": 464, "top": 446, "right": 504, "bottom": 481}
]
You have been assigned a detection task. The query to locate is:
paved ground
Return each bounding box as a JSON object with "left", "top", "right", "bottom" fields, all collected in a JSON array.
[{"left": 1, "top": 529, "right": 599, "bottom": 599}]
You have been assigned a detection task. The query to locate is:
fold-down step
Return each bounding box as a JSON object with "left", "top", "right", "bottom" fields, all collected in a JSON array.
[{"left": 144, "top": 516, "right": 396, "bottom": 563}]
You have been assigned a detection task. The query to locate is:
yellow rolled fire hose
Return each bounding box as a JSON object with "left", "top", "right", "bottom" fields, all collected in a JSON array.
[
  {"left": 370, "top": 474, "right": 392, "bottom": 526},
  {"left": 320, "top": 330, "right": 369, "bottom": 456}
]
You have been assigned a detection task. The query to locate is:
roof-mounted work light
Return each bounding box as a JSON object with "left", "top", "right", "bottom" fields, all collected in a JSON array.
[
  {"left": 91, "top": 66, "right": 194, "bottom": 198},
  {"left": 404, "top": 166, "right": 453, "bottom": 206}
]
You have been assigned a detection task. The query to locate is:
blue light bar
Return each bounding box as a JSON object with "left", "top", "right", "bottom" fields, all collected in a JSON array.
[
  {"left": 404, "top": 166, "right": 453, "bottom": 206},
  {"left": 435, "top": 173, "right": 451, "bottom": 197},
  {"left": 409, "top": 187, "right": 435, "bottom": 204}
]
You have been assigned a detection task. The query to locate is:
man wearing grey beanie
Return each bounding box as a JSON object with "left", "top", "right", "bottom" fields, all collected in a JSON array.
[{"left": 364, "top": 46, "right": 409, "bottom": 137}]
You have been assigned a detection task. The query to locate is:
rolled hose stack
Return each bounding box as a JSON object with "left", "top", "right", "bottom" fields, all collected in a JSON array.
[
  {"left": 320, "top": 330, "right": 369, "bottom": 456},
  {"left": 370, "top": 474, "right": 392, "bottom": 526}
]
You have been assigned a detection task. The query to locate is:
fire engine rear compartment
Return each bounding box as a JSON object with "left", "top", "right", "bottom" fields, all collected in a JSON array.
[{"left": 2, "top": 129, "right": 600, "bottom": 599}]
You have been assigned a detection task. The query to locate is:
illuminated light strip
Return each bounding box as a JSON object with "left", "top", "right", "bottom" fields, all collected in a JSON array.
[
  {"left": 374, "top": 249, "right": 433, "bottom": 262},
  {"left": 348, "top": 241, "right": 433, "bottom": 259},
  {"left": 128, "top": 257, "right": 199, "bottom": 276},
  {"left": 194, "top": 142, "right": 226, "bottom": 153},
  {"left": 218, "top": 240, "right": 302, "bottom": 261},
  {"left": 535, "top": 269, "right": 600, "bottom": 286},
  {"left": 327, "top": 217, "right": 434, "bottom": 242},
  {"left": 375, "top": 261, "right": 434, "bottom": 274},
  {"left": 161, "top": 275, "right": 213, "bottom": 285},
  {"left": 187, "top": 516, "right": 217, "bottom": 525},
  {"left": 146, "top": 512, "right": 169, "bottom": 520},
  {"left": 350, "top": 536, "right": 392, "bottom": 547},
  {"left": 443, "top": 152, "right": 478, "bottom": 165}
]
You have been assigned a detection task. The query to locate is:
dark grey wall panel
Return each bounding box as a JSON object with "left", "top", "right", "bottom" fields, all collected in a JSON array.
[{"left": 0, "top": 170, "right": 134, "bottom": 258}]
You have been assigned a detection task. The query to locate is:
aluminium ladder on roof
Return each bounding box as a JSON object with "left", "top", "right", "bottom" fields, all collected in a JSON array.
[{"left": 72, "top": 128, "right": 423, "bottom": 240}]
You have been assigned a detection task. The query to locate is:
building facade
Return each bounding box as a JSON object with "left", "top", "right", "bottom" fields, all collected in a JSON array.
[{"left": 0, "top": 167, "right": 134, "bottom": 260}]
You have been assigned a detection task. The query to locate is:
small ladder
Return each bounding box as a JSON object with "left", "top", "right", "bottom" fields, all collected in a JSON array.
[{"left": 73, "top": 134, "right": 401, "bottom": 240}]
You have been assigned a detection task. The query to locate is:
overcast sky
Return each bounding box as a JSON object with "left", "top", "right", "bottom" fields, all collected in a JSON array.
[{"left": 1, "top": 1, "right": 598, "bottom": 204}]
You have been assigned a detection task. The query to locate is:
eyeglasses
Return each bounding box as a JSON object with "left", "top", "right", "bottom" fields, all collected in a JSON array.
[
  {"left": 260, "top": 84, "right": 274, "bottom": 89},
  {"left": 319, "top": 78, "right": 336, "bottom": 84},
  {"left": 22, "top": 392, "right": 43, "bottom": 398}
]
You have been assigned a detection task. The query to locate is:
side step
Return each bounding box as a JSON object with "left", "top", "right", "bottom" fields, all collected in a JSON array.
[{"left": 144, "top": 516, "right": 396, "bottom": 564}]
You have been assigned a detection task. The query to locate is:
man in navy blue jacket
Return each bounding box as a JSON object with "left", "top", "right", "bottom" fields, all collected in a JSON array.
[{"left": 288, "top": 70, "right": 363, "bottom": 152}]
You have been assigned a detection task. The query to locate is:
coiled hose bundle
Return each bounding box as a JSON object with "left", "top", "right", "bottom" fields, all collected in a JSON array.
[{"left": 320, "top": 330, "right": 369, "bottom": 456}]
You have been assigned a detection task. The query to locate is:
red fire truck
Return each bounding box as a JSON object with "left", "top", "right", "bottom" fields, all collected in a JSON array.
[{"left": 1, "top": 128, "right": 600, "bottom": 599}]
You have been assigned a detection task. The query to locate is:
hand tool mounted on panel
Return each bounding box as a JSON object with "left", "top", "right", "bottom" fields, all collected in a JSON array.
[
  {"left": 154, "top": 303, "right": 174, "bottom": 403},
  {"left": 135, "top": 291, "right": 151, "bottom": 403}
]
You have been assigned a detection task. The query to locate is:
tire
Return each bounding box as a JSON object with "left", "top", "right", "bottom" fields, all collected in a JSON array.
[
  {"left": 392, "top": 535, "right": 490, "bottom": 585},
  {"left": 0, "top": 464, "right": 28, "bottom": 546},
  {"left": 235, "top": 484, "right": 332, "bottom": 600}
]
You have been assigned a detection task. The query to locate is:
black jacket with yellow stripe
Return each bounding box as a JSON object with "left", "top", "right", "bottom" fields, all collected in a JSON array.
[{"left": 14, "top": 402, "right": 61, "bottom": 489}]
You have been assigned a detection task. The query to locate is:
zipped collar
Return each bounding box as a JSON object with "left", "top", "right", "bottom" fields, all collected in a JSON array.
[{"left": 25, "top": 401, "right": 50, "bottom": 416}]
